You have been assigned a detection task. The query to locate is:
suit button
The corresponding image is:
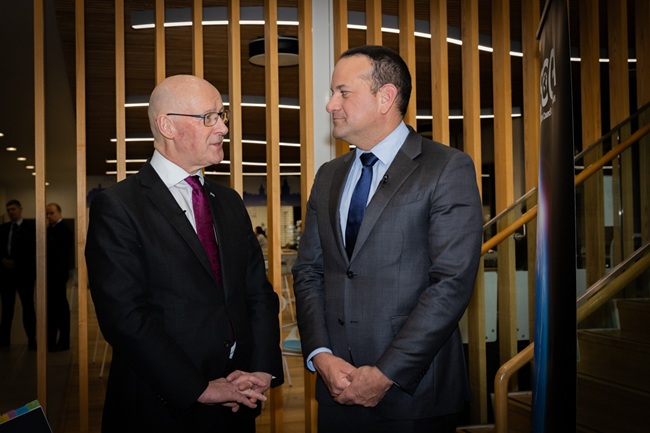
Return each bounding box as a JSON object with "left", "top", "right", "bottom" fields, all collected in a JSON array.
[
  {"left": 338, "top": 318, "right": 344, "bottom": 326},
  {"left": 224, "top": 341, "right": 232, "bottom": 348},
  {"left": 346, "top": 271, "right": 355, "bottom": 278}
]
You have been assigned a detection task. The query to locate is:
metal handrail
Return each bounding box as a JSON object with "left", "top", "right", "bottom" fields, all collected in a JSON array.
[
  {"left": 489, "top": 119, "right": 650, "bottom": 432},
  {"left": 493, "top": 245, "right": 650, "bottom": 433},
  {"left": 483, "top": 101, "right": 650, "bottom": 235}
]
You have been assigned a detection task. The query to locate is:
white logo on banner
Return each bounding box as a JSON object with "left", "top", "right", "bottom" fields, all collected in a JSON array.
[{"left": 540, "top": 47, "right": 556, "bottom": 122}]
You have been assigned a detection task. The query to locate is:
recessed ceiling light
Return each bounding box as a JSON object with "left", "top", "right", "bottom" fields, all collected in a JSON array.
[
  {"left": 6, "top": 147, "right": 17, "bottom": 151},
  {"left": 17, "top": 156, "right": 27, "bottom": 161},
  {"left": 26, "top": 165, "right": 35, "bottom": 169}
]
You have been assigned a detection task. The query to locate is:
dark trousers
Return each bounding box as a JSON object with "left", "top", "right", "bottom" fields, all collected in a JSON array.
[
  {"left": 318, "top": 405, "right": 460, "bottom": 433},
  {"left": 0, "top": 279, "right": 36, "bottom": 345},
  {"left": 47, "top": 275, "right": 71, "bottom": 349}
]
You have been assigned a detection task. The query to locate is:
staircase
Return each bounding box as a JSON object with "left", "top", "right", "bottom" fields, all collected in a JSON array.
[
  {"left": 489, "top": 298, "right": 650, "bottom": 433},
  {"left": 576, "top": 298, "right": 650, "bottom": 433}
]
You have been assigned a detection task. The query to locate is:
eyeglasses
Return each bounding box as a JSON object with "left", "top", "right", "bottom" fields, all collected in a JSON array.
[{"left": 166, "top": 109, "right": 229, "bottom": 127}]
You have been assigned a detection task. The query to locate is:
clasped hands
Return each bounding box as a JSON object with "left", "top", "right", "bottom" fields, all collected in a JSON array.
[
  {"left": 313, "top": 352, "right": 393, "bottom": 407},
  {"left": 197, "top": 370, "right": 272, "bottom": 412}
]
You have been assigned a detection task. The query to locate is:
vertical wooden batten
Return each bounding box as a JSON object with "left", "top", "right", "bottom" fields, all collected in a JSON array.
[
  {"left": 75, "top": 0, "right": 89, "bottom": 430},
  {"left": 521, "top": 0, "right": 540, "bottom": 343},
  {"left": 192, "top": 0, "right": 204, "bottom": 78},
  {"left": 366, "top": 0, "right": 382, "bottom": 46},
  {"left": 333, "top": 0, "right": 350, "bottom": 157},
  {"left": 398, "top": 0, "right": 416, "bottom": 128},
  {"left": 33, "top": 0, "right": 48, "bottom": 410},
  {"left": 115, "top": 0, "right": 126, "bottom": 182},
  {"left": 263, "top": 2, "right": 283, "bottom": 431},
  {"left": 491, "top": 0, "right": 518, "bottom": 380},
  {"left": 579, "top": 0, "right": 605, "bottom": 289},
  {"left": 461, "top": 0, "right": 487, "bottom": 423},
  {"left": 155, "top": 0, "right": 165, "bottom": 83},
  {"left": 637, "top": 0, "right": 650, "bottom": 248},
  {"left": 298, "top": 1, "right": 316, "bottom": 430},
  {"left": 228, "top": 0, "right": 244, "bottom": 194},
  {"left": 430, "top": 0, "right": 450, "bottom": 145},
  {"left": 607, "top": 0, "right": 633, "bottom": 276}
]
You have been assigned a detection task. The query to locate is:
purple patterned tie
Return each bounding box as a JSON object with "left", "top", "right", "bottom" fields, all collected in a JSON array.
[{"left": 186, "top": 175, "right": 222, "bottom": 286}]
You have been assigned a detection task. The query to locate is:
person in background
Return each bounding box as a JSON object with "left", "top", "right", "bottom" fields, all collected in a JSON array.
[
  {"left": 292, "top": 45, "right": 483, "bottom": 433},
  {"left": 46, "top": 202, "right": 74, "bottom": 352},
  {"left": 255, "top": 226, "right": 267, "bottom": 251},
  {"left": 85, "top": 74, "right": 283, "bottom": 433},
  {"left": 0, "top": 199, "right": 37, "bottom": 350}
]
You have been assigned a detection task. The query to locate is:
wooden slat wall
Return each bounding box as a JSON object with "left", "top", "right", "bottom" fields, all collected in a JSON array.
[
  {"left": 75, "top": 0, "right": 89, "bottom": 430},
  {"left": 638, "top": 0, "right": 650, "bottom": 249},
  {"left": 460, "top": 0, "right": 487, "bottom": 424},
  {"left": 430, "top": 0, "right": 450, "bottom": 145},
  {"left": 492, "top": 0, "right": 518, "bottom": 375},
  {"left": 521, "top": 0, "right": 540, "bottom": 342},
  {"left": 33, "top": 0, "right": 48, "bottom": 410}
]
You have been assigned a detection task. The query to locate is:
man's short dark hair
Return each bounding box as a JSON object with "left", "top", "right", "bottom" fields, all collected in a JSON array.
[
  {"left": 339, "top": 45, "right": 412, "bottom": 116},
  {"left": 6, "top": 199, "right": 21, "bottom": 208}
]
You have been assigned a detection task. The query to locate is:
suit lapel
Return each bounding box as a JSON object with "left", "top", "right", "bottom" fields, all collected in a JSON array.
[
  {"left": 138, "top": 163, "right": 218, "bottom": 286},
  {"left": 330, "top": 152, "right": 355, "bottom": 259},
  {"left": 349, "top": 129, "right": 422, "bottom": 261}
]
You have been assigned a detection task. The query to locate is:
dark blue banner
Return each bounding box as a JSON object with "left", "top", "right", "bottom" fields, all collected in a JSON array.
[{"left": 533, "top": 0, "right": 577, "bottom": 431}]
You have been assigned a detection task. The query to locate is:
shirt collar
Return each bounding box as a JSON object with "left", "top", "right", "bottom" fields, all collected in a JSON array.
[
  {"left": 354, "top": 121, "right": 409, "bottom": 166},
  {"left": 150, "top": 150, "right": 203, "bottom": 187}
]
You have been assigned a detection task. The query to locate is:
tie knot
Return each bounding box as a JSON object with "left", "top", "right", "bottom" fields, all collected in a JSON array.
[
  {"left": 360, "top": 152, "right": 378, "bottom": 167},
  {"left": 185, "top": 175, "right": 203, "bottom": 191}
]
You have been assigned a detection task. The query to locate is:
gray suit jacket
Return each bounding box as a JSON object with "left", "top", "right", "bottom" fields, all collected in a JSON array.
[{"left": 292, "top": 127, "right": 483, "bottom": 420}]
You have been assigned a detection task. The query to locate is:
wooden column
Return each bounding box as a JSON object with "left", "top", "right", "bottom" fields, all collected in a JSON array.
[
  {"left": 333, "top": 0, "right": 350, "bottom": 157},
  {"left": 461, "top": 0, "right": 487, "bottom": 423},
  {"left": 398, "top": 0, "right": 416, "bottom": 127},
  {"left": 115, "top": 0, "right": 126, "bottom": 182},
  {"left": 228, "top": 0, "right": 244, "bottom": 194},
  {"left": 430, "top": 0, "right": 449, "bottom": 145},
  {"left": 637, "top": 0, "right": 650, "bottom": 253},
  {"left": 33, "top": 0, "right": 48, "bottom": 410},
  {"left": 579, "top": 0, "right": 605, "bottom": 290},
  {"left": 366, "top": 0, "right": 382, "bottom": 45},
  {"left": 521, "top": 0, "right": 540, "bottom": 341},
  {"left": 155, "top": 0, "right": 165, "bottom": 83},
  {"left": 491, "top": 0, "right": 517, "bottom": 379},
  {"left": 192, "top": 0, "right": 204, "bottom": 78},
  {"left": 298, "top": 2, "right": 317, "bottom": 429},
  {"left": 608, "top": 0, "right": 634, "bottom": 278},
  {"left": 75, "top": 0, "right": 89, "bottom": 430}
]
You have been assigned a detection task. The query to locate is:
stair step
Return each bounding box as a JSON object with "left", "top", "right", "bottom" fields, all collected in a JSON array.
[
  {"left": 577, "top": 374, "right": 650, "bottom": 433},
  {"left": 507, "top": 391, "right": 531, "bottom": 433},
  {"left": 456, "top": 425, "right": 495, "bottom": 433},
  {"left": 578, "top": 329, "right": 650, "bottom": 393},
  {"left": 616, "top": 298, "right": 650, "bottom": 333}
]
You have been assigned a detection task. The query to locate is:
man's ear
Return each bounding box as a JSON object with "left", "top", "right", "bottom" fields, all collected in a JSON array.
[
  {"left": 378, "top": 83, "right": 398, "bottom": 115},
  {"left": 156, "top": 114, "right": 174, "bottom": 139}
]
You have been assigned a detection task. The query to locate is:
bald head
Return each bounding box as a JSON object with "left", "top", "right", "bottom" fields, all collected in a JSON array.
[{"left": 147, "top": 75, "right": 229, "bottom": 173}]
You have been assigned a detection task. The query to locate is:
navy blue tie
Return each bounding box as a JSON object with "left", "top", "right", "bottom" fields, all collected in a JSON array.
[{"left": 346, "top": 152, "right": 379, "bottom": 258}]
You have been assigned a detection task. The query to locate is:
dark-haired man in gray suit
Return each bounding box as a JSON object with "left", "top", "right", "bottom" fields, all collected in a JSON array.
[{"left": 292, "top": 45, "right": 483, "bottom": 433}]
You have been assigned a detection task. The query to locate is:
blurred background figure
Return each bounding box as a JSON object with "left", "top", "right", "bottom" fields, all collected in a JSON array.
[
  {"left": 255, "top": 226, "right": 267, "bottom": 251},
  {"left": 46, "top": 202, "right": 74, "bottom": 352},
  {"left": 0, "top": 199, "right": 37, "bottom": 350}
]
